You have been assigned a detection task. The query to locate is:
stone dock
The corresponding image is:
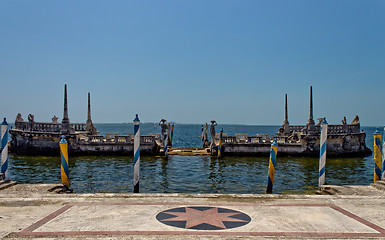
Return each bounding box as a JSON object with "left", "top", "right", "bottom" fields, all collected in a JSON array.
[{"left": 1, "top": 182, "right": 385, "bottom": 239}]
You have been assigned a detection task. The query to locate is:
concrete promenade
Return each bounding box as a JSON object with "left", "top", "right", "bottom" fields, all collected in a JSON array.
[{"left": 1, "top": 184, "right": 385, "bottom": 239}]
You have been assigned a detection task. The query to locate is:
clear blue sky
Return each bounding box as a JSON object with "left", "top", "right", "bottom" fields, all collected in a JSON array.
[{"left": 1, "top": 0, "right": 384, "bottom": 126}]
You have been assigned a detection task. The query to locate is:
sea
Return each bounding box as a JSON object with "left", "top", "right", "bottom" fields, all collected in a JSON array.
[{"left": 7, "top": 124, "right": 382, "bottom": 194}]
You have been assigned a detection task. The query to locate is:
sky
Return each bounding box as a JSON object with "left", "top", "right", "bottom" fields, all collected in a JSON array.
[{"left": 1, "top": 0, "right": 385, "bottom": 126}]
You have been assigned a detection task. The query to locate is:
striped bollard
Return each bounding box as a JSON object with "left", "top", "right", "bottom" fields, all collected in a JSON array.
[
  {"left": 218, "top": 128, "right": 223, "bottom": 158},
  {"left": 170, "top": 122, "right": 175, "bottom": 147},
  {"left": 164, "top": 131, "right": 168, "bottom": 158},
  {"left": 373, "top": 128, "right": 382, "bottom": 182},
  {"left": 167, "top": 123, "right": 171, "bottom": 145},
  {"left": 133, "top": 114, "right": 140, "bottom": 193},
  {"left": 382, "top": 127, "right": 385, "bottom": 180},
  {"left": 201, "top": 125, "right": 204, "bottom": 143},
  {"left": 318, "top": 118, "right": 328, "bottom": 187},
  {"left": 1, "top": 118, "right": 9, "bottom": 180},
  {"left": 266, "top": 139, "right": 278, "bottom": 193},
  {"left": 59, "top": 136, "right": 70, "bottom": 189}
]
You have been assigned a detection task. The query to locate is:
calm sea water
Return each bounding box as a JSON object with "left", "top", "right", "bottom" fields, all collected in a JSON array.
[{"left": 7, "top": 124, "right": 382, "bottom": 194}]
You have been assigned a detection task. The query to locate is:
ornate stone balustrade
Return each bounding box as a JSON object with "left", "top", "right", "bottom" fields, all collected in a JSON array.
[
  {"left": 326, "top": 124, "right": 360, "bottom": 134},
  {"left": 85, "top": 135, "right": 154, "bottom": 144},
  {"left": 149, "top": 133, "right": 161, "bottom": 140},
  {"left": 235, "top": 134, "right": 248, "bottom": 143},
  {"left": 141, "top": 136, "right": 155, "bottom": 144},
  {"left": 71, "top": 124, "right": 86, "bottom": 131},
  {"left": 15, "top": 122, "right": 62, "bottom": 132},
  {"left": 248, "top": 136, "right": 261, "bottom": 143},
  {"left": 223, "top": 136, "right": 236, "bottom": 143},
  {"left": 289, "top": 125, "right": 305, "bottom": 132}
]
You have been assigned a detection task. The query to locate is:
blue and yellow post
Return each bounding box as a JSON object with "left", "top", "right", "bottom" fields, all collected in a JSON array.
[
  {"left": 374, "top": 128, "right": 382, "bottom": 182},
  {"left": 59, "top": 136, "right": 70, "bottom": 189},
  {"left": 218, "top": 128, "right": 223, "bottom": 158},
  {"left": 383, "top": 127, "right": 385, "bottom": 180},
  {"left": 266, "top": 139, "right": 278, "bottom": 193}
]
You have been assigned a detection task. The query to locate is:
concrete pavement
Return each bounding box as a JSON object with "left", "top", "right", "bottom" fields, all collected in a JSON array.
[{"left": 1, "top": 184, "right": 385, "bottom": 239}]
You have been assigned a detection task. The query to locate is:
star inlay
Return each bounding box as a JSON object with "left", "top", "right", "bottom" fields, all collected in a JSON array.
[{"left": 156, "top": 206, "right": 251, "bottom": 230}]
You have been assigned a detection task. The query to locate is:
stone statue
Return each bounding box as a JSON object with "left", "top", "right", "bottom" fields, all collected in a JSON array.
[
  {"left": 352, "top": 115, "right": 360, "bottom": 125},
  {"left": 316, "top": 118, "right": 323, "bottom": 126},
  {"left": 52, "top": 115, "right": 59, "bottom": 124},
  {"left": 210, "top": 120, "right": 217, "bottom": 142},
  {"left": 28, "top": 114, "right": 34, "bottom": 122},
  {"left": 16, "top": 113, "right": 24, "bottom": 122},
  {"left": 159, "top": 119, "right": 168, "bottom": 137},
  {"left": 202, "top": 122, "right": 209, "bottom": 148},
  {"left": 342, "top": 116, "right": 347, "bottom": 125}
]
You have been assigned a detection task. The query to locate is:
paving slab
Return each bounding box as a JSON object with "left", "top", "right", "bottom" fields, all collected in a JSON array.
[{"left": 1, "top": 184, "right": 385, "bottom": 239}]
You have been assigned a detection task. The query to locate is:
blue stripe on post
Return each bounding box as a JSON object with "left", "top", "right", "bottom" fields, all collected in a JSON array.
[
  {"left": 1, "top": 134, "right": 7, "bottom": 150},
  {"left": 320, "top": 142, "right": 326, "bottom": 157},
  {"left": 134, "top": 147, "right": 140, "bottom": 164},
  {"left": 1, "top": 119, "right": 9, "bottom": 179},
  {"left": 271, "top": 150, "right": 276, "bottom": 165},
  {"left": 267, "top": 177, "right": 273, "bottom": 191},
  {"left": 134, "top": 125, "right": 139, "bottom": 136},
  {"left": 60, "top": 152, "right": 70, "bottom": 179},
  {"left": 319, "top": 166, "right": 325, "bottom": 178},
  {"left": 1, "top": 160, "right": 8, "bottom": 174},
  {"left": 133, "top": 114, "right": 140, "bottom": 193}
]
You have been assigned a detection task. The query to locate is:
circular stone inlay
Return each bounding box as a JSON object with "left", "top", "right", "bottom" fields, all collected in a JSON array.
[{"left": 156, "top": 206, "right": 251, "bottom": 230}]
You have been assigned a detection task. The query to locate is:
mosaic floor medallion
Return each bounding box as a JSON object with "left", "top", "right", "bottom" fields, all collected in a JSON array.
[{"left": 156, "top": 206, "right": 251, "bottom": 230}]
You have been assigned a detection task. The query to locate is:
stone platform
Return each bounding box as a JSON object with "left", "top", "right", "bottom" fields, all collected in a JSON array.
[
  {"left": 168, "top": 148, "right": 210, "bottom": 156},
  {"left": 1, "top": 184, "right": 385, "bottom": 239}
]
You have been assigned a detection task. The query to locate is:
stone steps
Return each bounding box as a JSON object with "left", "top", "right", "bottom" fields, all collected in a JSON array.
[
  {"left": 0, "top": 180, "right": 17, "bottom": 191},
  {"left": 48, "top": 184, "right": 73, "bottom": 194},
  {"left": 316, "top": 185, "right": 341, "bottom": 195},
  {"left": 371, "top": 180, "right": 385, "bottom": 191}
]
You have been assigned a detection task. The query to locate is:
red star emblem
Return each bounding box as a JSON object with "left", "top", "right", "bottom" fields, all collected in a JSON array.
[{"left": 157, "top": 207, "right": 251, "bottom": 230}]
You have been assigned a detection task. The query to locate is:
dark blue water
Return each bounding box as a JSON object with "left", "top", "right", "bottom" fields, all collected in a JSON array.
[{"left": 7, "top": 124, "right": 381, "bottom": 194}]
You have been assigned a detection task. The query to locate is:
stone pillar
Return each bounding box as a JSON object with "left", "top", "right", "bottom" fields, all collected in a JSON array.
[
  {"left": 86, "top": 92, "right": 96, "bottom": 134},
  {"left": 62, "top": 84, "right": 70, "bottom": 126},
  {"left": 306, "top": 86, "right": 316, "bottom": 133},
  {"left": 283, "top": 94, "right": 290, "bottom": 134}
]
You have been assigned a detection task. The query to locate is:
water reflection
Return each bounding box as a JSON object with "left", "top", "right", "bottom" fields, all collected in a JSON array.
[{"left": 9, "top": 152, "right": 373, "bottom": 194}]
